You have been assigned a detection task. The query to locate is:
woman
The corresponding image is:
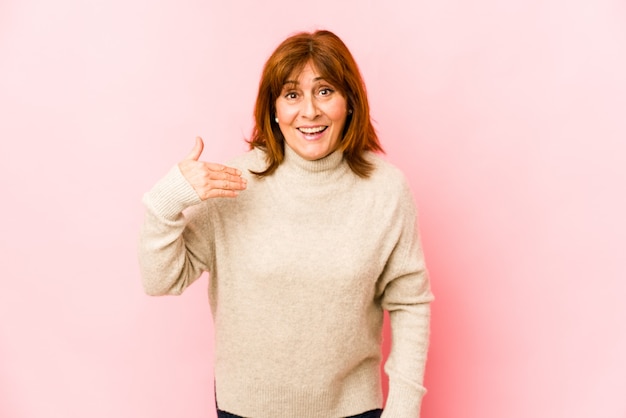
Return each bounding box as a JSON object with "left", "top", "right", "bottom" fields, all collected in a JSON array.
[{"left": 139, "top": 29, "right": 433, "bottom": 418}]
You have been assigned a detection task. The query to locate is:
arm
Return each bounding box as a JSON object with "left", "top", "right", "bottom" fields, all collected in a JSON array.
[
  {"left": 138, "top": 164, "right": 208, "bottom": 295},
  {"left": 379, "top": 183, "right": 434, "bottom": 418},
  {"left": 138, "top": 137, "right": 247, "bottom": 295}
]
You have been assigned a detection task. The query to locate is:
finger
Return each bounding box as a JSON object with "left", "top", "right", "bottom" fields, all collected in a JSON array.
[
  {"left": 205, "top": 170, "right": 248, "bottom": 185},
  {"left": 184, "top": 136, "right": 204, "bottom": 161},
  {"left": 208, "top": 178, "right": 248, "bottom": 191},
  {"left": 195, "top": 178, "right": 247, "bottom": 200},
  {"left": 204, "top": 188, "right": 241, "bottom": 199},
  {"left": 205, "top": 162, "right": 242, "bottom": 176}
]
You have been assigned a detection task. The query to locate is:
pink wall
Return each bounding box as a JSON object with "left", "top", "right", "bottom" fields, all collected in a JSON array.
[{"left": 1, "top": 1, "right": 625, "bottom": 417}]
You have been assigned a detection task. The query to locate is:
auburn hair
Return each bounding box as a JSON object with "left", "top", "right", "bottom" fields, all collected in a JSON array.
[{"left": 247, "top": 29, "right": 383, "bottom": 178}]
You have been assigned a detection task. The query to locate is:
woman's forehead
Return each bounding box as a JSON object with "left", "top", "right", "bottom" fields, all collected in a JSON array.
[{"left": 284, "top": 62, "right": 322, "bottom": 83}]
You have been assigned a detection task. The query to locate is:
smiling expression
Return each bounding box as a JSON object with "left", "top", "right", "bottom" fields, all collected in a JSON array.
[{"left": 275, "top": 61, "right": 349, "bottom": 161}]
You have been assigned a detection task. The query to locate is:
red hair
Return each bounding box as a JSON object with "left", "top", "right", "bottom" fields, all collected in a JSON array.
[{"left": 248, "top": 29, "right": 383, "bottom": 177}]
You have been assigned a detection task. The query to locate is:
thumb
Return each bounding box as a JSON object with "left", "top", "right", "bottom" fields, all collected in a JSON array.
[{"left": 185, "top": 136, "right": 204, "bottom": 161}]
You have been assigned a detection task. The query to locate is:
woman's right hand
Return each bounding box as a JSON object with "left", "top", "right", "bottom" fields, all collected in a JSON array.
[{"left": 178, "top": 137, "right": 247, "bottom": 200}]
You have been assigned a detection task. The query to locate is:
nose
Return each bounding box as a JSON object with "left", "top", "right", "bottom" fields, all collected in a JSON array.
[{"left": 300, "top": 94, "right": 320, "bottom": 119}]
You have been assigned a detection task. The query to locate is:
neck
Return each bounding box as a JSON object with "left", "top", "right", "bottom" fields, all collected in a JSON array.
[
  {"left": 274, "top": 143, "right": 350, "bottom": 190},
  {"left": 282, "top": 143, "right": 344, "bottom": 173}
]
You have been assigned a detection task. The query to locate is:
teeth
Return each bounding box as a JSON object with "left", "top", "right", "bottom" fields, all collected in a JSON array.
[{"left": 298, "top": 126, "right": 326, "bottom": 134}]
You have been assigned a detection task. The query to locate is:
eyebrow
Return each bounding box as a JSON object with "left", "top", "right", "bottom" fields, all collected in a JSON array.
[{"left": 283, "top": 77, "right": 325, "bottom": 85}]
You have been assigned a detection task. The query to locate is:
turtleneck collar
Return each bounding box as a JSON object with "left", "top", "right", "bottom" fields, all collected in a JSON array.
[
  {"left": 281, "top": 142, "right": 345, "bottom": 174},
  {"left": 272, "top": 143, "right": 351, "bottom": 191}
]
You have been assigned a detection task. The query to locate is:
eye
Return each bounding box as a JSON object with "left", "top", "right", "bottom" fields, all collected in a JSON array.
[
  {"left": 284, "top": 91, "right": 298, "bottom": 100},
  {"left": 319, "top": 88, "right": 334, "bottom": 96}
]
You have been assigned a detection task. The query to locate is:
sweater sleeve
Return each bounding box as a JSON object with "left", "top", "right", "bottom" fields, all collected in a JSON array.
[
  {"left": 138, "top": 164, "right": 211, "bottom": 296},
  {"left": 379, "top": 180, "right": 434, "bottom": 418}
]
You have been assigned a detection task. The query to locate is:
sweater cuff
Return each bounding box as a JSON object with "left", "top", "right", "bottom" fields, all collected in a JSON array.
[
  {"left": 382, "top": 378, "right": 426, "bottom": 418},
  {"left": 143, "top": 165, "right": 202, "bottom": 220}
]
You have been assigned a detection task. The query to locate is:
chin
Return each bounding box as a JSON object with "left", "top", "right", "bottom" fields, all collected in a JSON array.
[{"left": 305, "top": 146, "right": 333, "bottom": 160}]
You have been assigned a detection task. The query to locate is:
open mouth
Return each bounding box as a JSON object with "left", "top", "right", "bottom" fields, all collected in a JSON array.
[
  {"left": 297, "top": 126, "right": 328, "bottom": 140},
  {"left": 298, "top": 126, "right": 328, "bottom": 134}
]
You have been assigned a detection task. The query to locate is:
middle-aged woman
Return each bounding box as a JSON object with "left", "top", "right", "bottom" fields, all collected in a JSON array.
[{"left": 139, "top": 29, "right": 433, "bottom": 418}]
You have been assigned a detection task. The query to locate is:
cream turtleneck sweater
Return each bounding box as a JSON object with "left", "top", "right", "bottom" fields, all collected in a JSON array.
[{"left": 138, "top": 144, "right": 433, "bottom": 418}]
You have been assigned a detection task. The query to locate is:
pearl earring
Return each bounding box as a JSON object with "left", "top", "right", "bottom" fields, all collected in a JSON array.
[{"left": 275, "top": 116, "right": 279, "bottom": 123}]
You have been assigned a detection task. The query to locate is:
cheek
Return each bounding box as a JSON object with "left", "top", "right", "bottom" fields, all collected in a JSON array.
[
  {"left": 275, "top": 101, "right": 295, "bottom": 121},
  {"left": 330, "top": 109, "right": 348, "bottom": 126},
  {"left": 328, "top": 100, "right": 348, "bottom": 123}
]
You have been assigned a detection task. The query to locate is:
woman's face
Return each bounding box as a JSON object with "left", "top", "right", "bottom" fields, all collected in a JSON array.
[{"left": 275, "top": 61, "right": 348, "bottom": 161}]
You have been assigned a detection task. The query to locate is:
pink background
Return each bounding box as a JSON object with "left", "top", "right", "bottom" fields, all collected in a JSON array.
[{"left": 1, "top": 0, "right": 625, "bottom": 417}]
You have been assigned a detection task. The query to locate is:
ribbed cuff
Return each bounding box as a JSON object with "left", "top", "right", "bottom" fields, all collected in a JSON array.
[
  {"left": 143, "top": 165, "right": 202, "bottom": 220},
  {"left": 382, "top": 378, "right": 426, "bottom": 418}
]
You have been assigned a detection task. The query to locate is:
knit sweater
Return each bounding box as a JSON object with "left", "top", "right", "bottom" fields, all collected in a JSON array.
[{"left": 138, "top": 144, "right": 433, "bottom": 418}]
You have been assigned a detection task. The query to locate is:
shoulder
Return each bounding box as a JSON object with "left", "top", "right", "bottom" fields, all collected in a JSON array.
[
  {"left": 225, "top": 147, "right": 268, "bottom": 174},
  {"left": 211, "top": 147, "right": 268, "bottom": 209},
  {"left": 361, "top": 152, "right": 418, "bottom": 215},
  {"left": 365, "top": 152, "right": 411, "bottom": 191}
]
